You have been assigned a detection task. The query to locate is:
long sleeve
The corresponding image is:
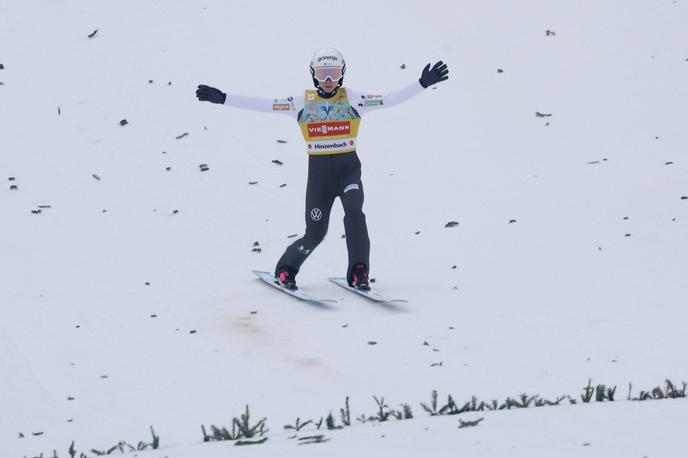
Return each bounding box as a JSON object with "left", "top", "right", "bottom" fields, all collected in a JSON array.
[
  {"left": 347, "top": 80, "right": 425, "bottom": 116},
  {"left": 224, "top": 93, "right": 303, "bottom": 119}
]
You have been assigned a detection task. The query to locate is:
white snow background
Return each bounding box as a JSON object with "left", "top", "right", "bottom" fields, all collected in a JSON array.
[{"left": 1, "top": 0, "right": 688, "bottom": 457}]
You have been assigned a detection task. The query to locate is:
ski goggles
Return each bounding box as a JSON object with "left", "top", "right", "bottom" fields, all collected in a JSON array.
[{"left": 313, "top": 66, "right": 343, "bottom": 82}]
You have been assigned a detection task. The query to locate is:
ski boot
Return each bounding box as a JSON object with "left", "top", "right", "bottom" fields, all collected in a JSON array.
[
  {"left": 348, "top": 263, "right": 371, "bottom": 291},
  {"left": 275, "top": 265, "right": 298, "bottom": 290}
]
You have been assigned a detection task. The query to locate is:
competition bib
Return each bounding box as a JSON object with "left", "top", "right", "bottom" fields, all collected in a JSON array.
[{"left": 298, "top": 88, "right": 362, "bottom": 155}]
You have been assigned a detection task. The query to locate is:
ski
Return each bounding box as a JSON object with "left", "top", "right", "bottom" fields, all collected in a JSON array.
[
  {"left": 328, "top": 277, "right": 408, "bottom": 303},
  {"left": 253, "top": 271, "right": 337, "bottom": 304}
]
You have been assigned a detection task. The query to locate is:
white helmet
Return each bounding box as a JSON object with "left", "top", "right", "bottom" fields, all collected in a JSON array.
[
  {"left": 310, "top": 47, "right": 346, "bottom": 71},
  {"left": 310, "top": 48, "right": 346, "bottom": 89}
]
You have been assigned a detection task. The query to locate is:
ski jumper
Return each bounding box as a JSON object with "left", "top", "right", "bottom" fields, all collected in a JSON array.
[{"left": 224, "top": 81, "right": 425, "bottom": 278}]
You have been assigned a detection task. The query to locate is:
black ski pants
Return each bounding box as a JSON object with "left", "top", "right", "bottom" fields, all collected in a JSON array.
[{"left": 275, "top": 151, "right": 370, "bottom": 279}]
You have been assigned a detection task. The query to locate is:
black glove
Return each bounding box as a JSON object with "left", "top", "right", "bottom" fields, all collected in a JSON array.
[
  {"left": 196, "top": 84, "right": 227, "bottom": 104},
  {"left": 419, "top": 61, "right": 449, "bottom": 88}
]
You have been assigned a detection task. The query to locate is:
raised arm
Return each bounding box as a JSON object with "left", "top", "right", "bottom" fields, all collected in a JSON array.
[
  {"left": 348, "top": 60, "right": 449, "bottom": 115},
  {"left": 196, "top": 85, "right": 302, "bottom": 119},
  {"left": 348, "top": 81, "right": 423, "bottom": 114}
]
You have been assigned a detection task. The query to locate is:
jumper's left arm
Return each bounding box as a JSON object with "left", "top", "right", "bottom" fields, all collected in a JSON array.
[{"left": 348, "top": 60, "right": 449, "bottom": 115}]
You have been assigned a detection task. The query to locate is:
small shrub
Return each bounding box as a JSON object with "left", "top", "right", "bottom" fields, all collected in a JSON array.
[
  {"left": 201, "top": 405, "right": 267, "bottom": 442},
  {"left": 284, "top": 417, "right": 313, "bottom": 432}
]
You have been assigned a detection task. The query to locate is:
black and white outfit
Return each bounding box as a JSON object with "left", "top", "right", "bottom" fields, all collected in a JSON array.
[
  {"left": 196, "top": 51, "right": 448, "bottom": 288},
  {"left": 222, "top": 82, "right": 424, "bottom": 284}
]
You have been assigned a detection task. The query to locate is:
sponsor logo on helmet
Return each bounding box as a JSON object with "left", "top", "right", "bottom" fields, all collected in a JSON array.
[
  {"left": 272, "top": 103, "right": 291, "bottom": 111},
  {"left": 317, "top": 55, "right": 339, "bottom": 63},
  {"left": 307, "top": 121, "right": 351, "bottom": 137}
]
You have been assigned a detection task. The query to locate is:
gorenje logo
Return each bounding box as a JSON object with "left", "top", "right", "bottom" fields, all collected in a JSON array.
[
  {"left": 317, "top": 55, "right": 339, "bottom": 63},
  {"left": 307, "top": 121, "right": 351, "bottom": 137}
]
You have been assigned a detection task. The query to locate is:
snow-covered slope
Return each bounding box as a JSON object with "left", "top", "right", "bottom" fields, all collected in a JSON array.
[{"left": 2, "top": 1, "right": 687, "bottom": 457}]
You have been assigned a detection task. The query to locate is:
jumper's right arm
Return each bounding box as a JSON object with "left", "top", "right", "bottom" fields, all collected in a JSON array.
[
  {"left": 225, "top": 93, "right": 302, "bottom": 119},
  {"left": 196, "top": 85, "right": 301, "bottom": 119}
]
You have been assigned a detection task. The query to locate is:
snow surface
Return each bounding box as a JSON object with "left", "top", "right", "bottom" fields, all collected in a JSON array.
[{"left": 2, "top": 0, "right": 688, "bottom": 457}]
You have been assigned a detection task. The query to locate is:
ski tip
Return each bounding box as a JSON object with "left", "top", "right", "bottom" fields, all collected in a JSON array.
[{"left": 254, "top": 270, "right": 277, "bottom": 282}]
